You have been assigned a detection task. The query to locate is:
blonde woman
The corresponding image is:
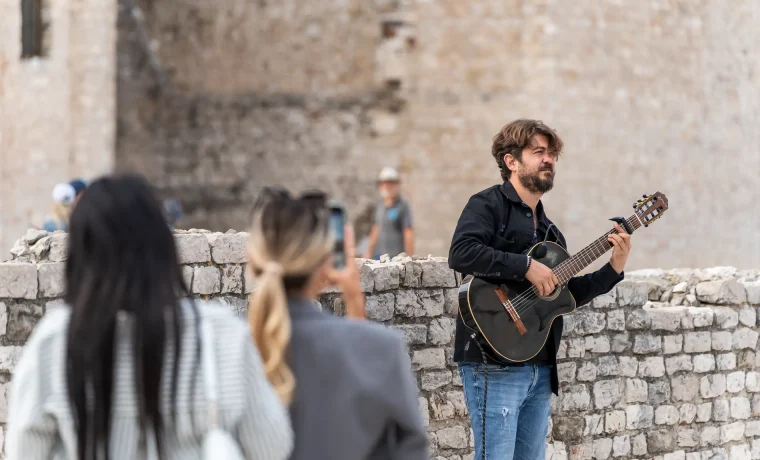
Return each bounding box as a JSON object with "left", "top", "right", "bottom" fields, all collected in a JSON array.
[{"left": 247, "top": 187, "right": 429, "bottom": 460}]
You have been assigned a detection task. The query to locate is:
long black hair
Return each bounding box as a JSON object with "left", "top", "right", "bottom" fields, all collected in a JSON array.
[{"left": 64, "top": 174, "right": 188, "bottom": 459}]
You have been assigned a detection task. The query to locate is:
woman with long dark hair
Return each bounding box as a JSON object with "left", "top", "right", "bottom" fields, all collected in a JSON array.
[
  {"left": 5, "top": 175, "right": 292, "bottom": 460},
  {"left": 246, "top": 187, "right": 428, "bottom": 459}
]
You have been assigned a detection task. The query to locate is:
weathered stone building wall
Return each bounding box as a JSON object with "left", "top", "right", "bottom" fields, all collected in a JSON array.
[
  {"left": 0, "top": 0, "right": 117, "bottom": 256},
  {"left": 115, "top": 0, "right": 760, "bottom": 270},
  {"left": 2, "top": 230, "right": 760, "bottom": 459}
]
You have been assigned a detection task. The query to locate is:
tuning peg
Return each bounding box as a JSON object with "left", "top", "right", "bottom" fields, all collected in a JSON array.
[{"left": 642, "top": 194, "right": 647, "bottom": 198}]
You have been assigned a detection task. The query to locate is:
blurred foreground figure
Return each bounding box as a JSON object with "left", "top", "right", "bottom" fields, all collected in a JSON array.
[
  {"left": 6, "top": 174, "right": 292, "bottom": 460},
  {"left": 247, "top": 186, "right": 429, "bottom": 460}
]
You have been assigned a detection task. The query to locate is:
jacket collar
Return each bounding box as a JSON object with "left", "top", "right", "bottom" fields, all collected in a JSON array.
[
  {"left": 499, "top": 181, "right": 550, "bottom": 225},
  {"left": 287, "top": 297, "right": 326, "bottom": 318}
]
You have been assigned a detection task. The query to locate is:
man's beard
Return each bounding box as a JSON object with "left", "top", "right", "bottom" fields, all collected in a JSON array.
[{"left": 518, "top": 166, "right": 555, "bottom": 194}]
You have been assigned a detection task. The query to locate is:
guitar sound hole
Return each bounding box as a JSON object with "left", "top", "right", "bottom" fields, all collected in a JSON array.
[{"left": 536, "top": 285, "right": 562, "bottom": 301}]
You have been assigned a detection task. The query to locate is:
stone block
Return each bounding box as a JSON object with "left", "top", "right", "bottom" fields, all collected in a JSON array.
[
  {"left": 402, "top": 261, "right": 422, "bottom": 288},
  {"left": 655, "top": 405, "right": 680, "bottom": 425},
  {"left": 739, "top": 306, "right": 756, "bottom": 327},
  {"left": 37, "top": 263, "right": 65, "bottom": 298},
  {"left": 713, "top": 398, "right": 730, "bottom": 422},
  {"left": 597, "top": 356, "right": 619, "bottom": 377},
  {"left": 685, "top": 307, "right": 714, "bottom": 328},
  {"left": 443, "top": 288, "right": 459, "bottom": 315},
  {"left": 175, "top": 234, "right": 211, "bottom": 264},
  {"left": 647, "top": 303, "right": 683, "bottom": 331},
  {"left": 369, "top": 263, "right": 401, "bottom": 291},
  {"left": 220, "top": 265, "right": 243, "bottom": 294},
  {"left": 0, "top": 346, "right": 24, "bottom": 372},
  {"left": 638, "top": 357, "right": 665, "bottom": 377},
  {"left": 697, "top": 402, "right": 712, "bottom": 422},
  {"left": 710, "top": 331, "right": 733, "bottom": 351},
  {"left": 741, "top": 350, "right": 757, "bottom": 369},
  {"left": 626, "top": 309, "right": 650, "bottom": 330},
  {"left": 558, "top": 362, "right": 577, "bottom": 384},
  {"left": 700, "top": 426, "right": 720, "bottom": 446},
  {"left": 692, "top": 354, "right": 715, "bottom": 373},
  {"left": 625, "top": 379, "right": 648, "bottom": 403},
  {"left": 207, "top": 232, "right": 247, "bottom": 263},
  {"left": 436, "top": 426, "right": 468, "bottom": 449},
  {"left": 412, "top": 348, "right": 446, "bottom": 370},
  {"left": 726, "top": 371, "right": 746, "bottom": 393},
  {"left": 713, "top": 307, "right": 739, "bottom": 329},
  {"left": 731, "top": 396, "right": 751, "bottom": 420},
  {"left": 605, "top": 410, "right": 626, "bottom": 434},
  {"left": 365, "top": 293, "right": 395, "bottom": 321},
  {"left": 560, "top": 385, "right": 591, "bottom": 411},
  {"left": 577, "top": 362, "right": 598, "bottom": 382},
  {"left": 742, "top": 281, "right": 760, "bottom": 304},
  {"left": 720, "top": 421, "right": 745, "bottom": 443},
  {"left": 716, "top": 353, "right": 737, "bottom": 371},
  {"left": 0, "top": 302, "right": 6, "bottom": 336},
  {"left": 696, "top": 280, "right": 746, "bottom": 304},
  {"left": 575, "top": 311, "right": 606, "bottom": 335},
  {"left": 568, "top": 442, "right": 593, "bottom": 460},
  {"left": 631, "top": 433, "right": 647, "bottom": 456},
  {"left": 745, "top": 421, "right": 760, "bottom": 437},
  {"left": 592, "top": 289, "right": 617, "bottom": 309},
  {"left": 733, "top": 328, "right": 759, "bottom": 350},
  {"left": 648, "top": 379, "right": 671, "bottom": 405},
  {"left": 731, "top": 444, "right": 751, "bottom": 460},
  {"left": 606, "top": 309, "right": 625, "bottom": 331},
  {"left": 553, "top": 416, "right": 585, "bottom": 442},
  {"left": 584, "top": 414, "right": 604, "bottom": 436},
  {"left": 0, "top": 263, "right": 38, "bottom": 299},
  {"left": 420, "top": 371, "right": 451, "bottom": 391},
  {"left": 746, "top": 372, "right": 760, "bottom": 392},
  {"left": 567, "top": 338, "right": 586, "bottom": 358},
  {"left": 700, "top": 374, "right": 727, "bottom": 399},
  {"left": 593, "top": 379, "right": 622, "bottom": 409},
  {"left": 5, "top": 303, "right": 43, "bottom": 342},
  {"left": 244, "top": 267, "right": 257, "bottom": 294},
  {"left": 646, "top": 429, "right": 673, "bottom": 453},
  {"left": 617, "top": 281, "right": 648, "bottom": 307},
  {"left": 684, "top": 331, "right": 711, "bottom": 353},
  {"left": 584, "top": 336, "right": 610, "bottom": 353},
  {"left": 429, "top": 391, "right": 467, "bottom": 421},
  {"left": 634, "top": 334, "right": 662, "bottom": 354},
  {"left": 611, "top": 333, "right": 632, "bottom": 353},
  {"left": 395, "top": 289, "right": 444, "bottom": 317},
  {"left": 612, "top": 435, "right": 630, "bottom": 457},
  {"left": 359, "top": 263, "right": 374, "bottom": 293},
  {"left": 48, "top": 234, "right": 68, "bottom": 262},
  {"left": 557, "top": 341, "right": 568, "bottom": 359},
  {"left": 192, "top": 266, "right": 220, "bottom": 294},
  {"left": 679, "top": 404, "right": 697, "bottom": 424},
  {"left": 428, "top": 317, "right": 456, "bottom": 345},
  {"left": 419, "top": 258, "right": 457, "bottom": 288},
  {"left": 593, "top": 438, "right": 612, "bottom": 459},
  {"left": 663, "top": 335, "right": 683, "bottom": 354},
  {"left": 671, "top": 374, "right": 700, "bottom": 402},
  {"left": 618, "top": 356, "right": 638, "bottom": 377},
  {"left": 392, "top": 320, "right": 428, "bottom": 345},
  {"left": 419, "top": 397, "right": 429, "bottom": 426},
  {"left": 677, "top": 429, "right": 699, "bottom": 448}
]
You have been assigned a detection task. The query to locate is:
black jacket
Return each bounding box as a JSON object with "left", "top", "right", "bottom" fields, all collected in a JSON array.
[{"left": 449, "top": 181, "right": 624, "bottom": 395}]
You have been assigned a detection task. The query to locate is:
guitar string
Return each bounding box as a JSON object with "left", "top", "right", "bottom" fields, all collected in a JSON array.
[
  {"left": 507, "top": 214, "right": 641, "bottom": 316},
  {"left": 508, "top": 214, "right": 639, "bottom": 315}
]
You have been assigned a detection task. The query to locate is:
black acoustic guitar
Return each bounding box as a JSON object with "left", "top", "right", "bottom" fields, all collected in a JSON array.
[{"left": 458, "top": 192, "right": 669, "bottom": 363}]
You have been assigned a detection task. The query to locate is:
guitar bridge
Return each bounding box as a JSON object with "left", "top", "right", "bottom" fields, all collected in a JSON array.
[{"left": 494, "top": 288, "right": 527, "bottom": 335}]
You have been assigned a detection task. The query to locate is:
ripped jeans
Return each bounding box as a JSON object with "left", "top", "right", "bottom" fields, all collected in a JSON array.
[{"left": 458, "top": 363, "right": 552, "bottom": 460}]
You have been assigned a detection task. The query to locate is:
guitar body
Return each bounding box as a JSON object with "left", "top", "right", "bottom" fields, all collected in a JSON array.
[{"left": 458, "top": 241, "right": 577, "bottom": 363}]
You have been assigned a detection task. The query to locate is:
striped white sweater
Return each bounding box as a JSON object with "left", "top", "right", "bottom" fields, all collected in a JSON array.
[{"left": 4, "top": 301, "right": 293, "bottom": 460}]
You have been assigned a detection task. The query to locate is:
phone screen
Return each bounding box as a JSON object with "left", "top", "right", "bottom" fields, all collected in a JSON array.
[{"left": 329, "top": 204, "right": 346, "bottom": 269}]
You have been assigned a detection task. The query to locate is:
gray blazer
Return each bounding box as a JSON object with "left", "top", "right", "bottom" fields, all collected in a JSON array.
[{"left": 287, "top": 298, "right": 429, "bottom": 460}]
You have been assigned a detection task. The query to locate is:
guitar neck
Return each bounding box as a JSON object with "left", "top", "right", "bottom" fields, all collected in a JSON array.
[{"left": 554, "top": 214, "right": 642, "bottom": 284}]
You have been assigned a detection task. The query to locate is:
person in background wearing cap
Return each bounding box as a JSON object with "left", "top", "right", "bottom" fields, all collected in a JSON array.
[
  {"left": 362, "top": 167, "right": 415, "bottom": 260},
  {"left": 68, "top": 178, "right": 87, "bottom": 203},
  {"left": 41, "top": 183, "right": 76, "bottom": 232}
]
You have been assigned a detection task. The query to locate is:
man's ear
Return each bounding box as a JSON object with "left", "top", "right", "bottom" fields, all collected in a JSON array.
[{"left": 504, "top": 153, "right": 517, "bottom": 172}]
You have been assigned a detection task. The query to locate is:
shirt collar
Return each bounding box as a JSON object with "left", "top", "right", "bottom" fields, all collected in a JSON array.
[{"left": 499, "top": 181, "right": 550, "bottom": 225}]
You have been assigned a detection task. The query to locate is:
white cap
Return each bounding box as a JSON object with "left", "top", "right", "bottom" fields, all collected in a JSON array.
[
  {"left": 52, "top": 183, "right": 76, "bottom": 205},
  {"left": 378, "top": 166, "right": 400, "bottom": 182}
]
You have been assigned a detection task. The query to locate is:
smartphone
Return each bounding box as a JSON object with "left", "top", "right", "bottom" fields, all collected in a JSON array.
[{"left": 328, "top": 201, "right": 347, "bottom": 269}]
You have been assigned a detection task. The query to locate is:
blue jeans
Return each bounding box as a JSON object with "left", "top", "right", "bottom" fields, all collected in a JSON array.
[{"left": 458, "top": 363, "right": 552, "bottom": 460}]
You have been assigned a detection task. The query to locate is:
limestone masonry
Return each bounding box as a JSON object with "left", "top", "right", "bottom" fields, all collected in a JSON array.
[{"left": 2, "top": 229, "right": 760, "bottom": 459}]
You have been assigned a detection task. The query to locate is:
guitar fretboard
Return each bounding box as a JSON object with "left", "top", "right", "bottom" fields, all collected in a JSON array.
[{"left": 554, "top": 214, "right": 643, "bottom": 284}]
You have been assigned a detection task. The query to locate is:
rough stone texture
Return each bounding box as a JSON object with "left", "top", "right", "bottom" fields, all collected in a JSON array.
[
  {"left": 207, "top": 233, "right": 247, "bottom": 264},
  {"left": 175, "top": 234, "right": 212, "bottom": 264},
  {"left": 0, "top": 264, "right": 38, "bottom": 299},
  {"left": 6, "top": 241, "right": 760, "bottom": 458},
  {"left": 37, "top": 263, "right": 66, "bottom": 298}
]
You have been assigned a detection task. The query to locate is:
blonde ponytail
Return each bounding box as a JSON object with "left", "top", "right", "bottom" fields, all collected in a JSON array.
[
  {"left": 248, "top": 263, "right": 294, "bottom": 404},
  {"left": 246, "top": 190, "right": 334, "bottom": 406}
]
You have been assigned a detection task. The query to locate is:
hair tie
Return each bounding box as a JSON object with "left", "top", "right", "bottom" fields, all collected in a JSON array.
[{"left": 263, "top": 261, "right": 283, "bottom": 277}]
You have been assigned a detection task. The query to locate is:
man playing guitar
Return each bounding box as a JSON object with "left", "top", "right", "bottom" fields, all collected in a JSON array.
[{"left": 448, "top": 119, "right": 633, "bottom": 460}]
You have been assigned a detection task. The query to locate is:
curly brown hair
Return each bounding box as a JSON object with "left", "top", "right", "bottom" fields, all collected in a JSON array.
[{"left": 491, "top": 119, "right": 564, "bottom": 181}]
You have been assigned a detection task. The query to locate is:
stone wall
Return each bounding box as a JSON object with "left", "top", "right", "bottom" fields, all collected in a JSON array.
[
  {"left": 115, "top": 0, "right": 760, "bottom": 270},
  {"left": 2, "top": 230, "right": 760, "bottom": 459},
  {"left": 0, "top": 0, "right": 117, "bottom": 255}
]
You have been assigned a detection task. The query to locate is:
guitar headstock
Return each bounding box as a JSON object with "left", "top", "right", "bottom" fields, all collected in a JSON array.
[{"left": 633, "top": 192, "right": 669, "bottom": 227}]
